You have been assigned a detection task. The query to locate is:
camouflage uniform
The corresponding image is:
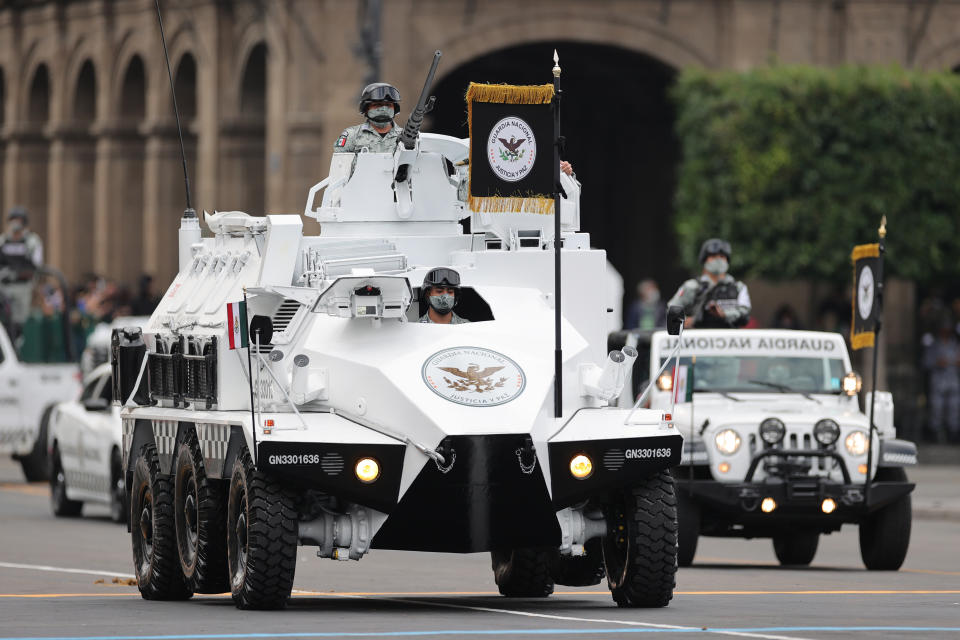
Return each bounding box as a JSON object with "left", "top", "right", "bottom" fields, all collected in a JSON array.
[
  {"left": 668, "top": 274, "right": 751, "bottom": 328},
  {"left": 419, "top": 312, "right": 470, "bottom": 325},
  {"left": 333, "top": 122, "right": 402, "bottom": 154}
]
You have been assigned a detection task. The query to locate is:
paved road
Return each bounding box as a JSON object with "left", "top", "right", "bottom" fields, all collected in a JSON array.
[{"left": 1, "top": 458, "right": 958, "bottom": 639}]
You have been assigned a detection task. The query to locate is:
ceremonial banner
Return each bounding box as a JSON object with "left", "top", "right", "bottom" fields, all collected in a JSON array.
[
  {"left": 467, "top": 82, "right": 555, "bottom": 214},
  {"left": 851, "top": 243, "right": 882, "bottom": 350},
  {"left": 226, "top": 301, "right": 249, "bottom": 350}
]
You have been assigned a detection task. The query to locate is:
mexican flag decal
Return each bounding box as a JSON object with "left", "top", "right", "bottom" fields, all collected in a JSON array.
[{"left": 226, "top": 301, "right": 248, "bottom": 350}]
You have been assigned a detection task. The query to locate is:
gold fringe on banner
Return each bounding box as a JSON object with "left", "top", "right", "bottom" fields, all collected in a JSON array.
[
  {"left": 851, "top": 332, "right": 875, "bottom": 350},
  {"left": 467, "top": 82, "right": 556, "bottom": 215},
  {"left": 851, "top": 243, "right": 880, "bottom": 261}
]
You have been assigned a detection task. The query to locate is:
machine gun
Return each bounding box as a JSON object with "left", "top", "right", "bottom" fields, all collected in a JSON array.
[{"left": 395, "top": 50, "right": 441, "bottom": 183}]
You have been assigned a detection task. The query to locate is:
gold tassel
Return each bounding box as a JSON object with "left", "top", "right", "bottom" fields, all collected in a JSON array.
[
  {"left": 851, "top": 243, "right": 880, "bottom": 261},
  {"left": 468, "top": 195, "right": 555, "bottom": 215},
  {"left": 851, "top": 332, "right": 875, "bottom": 350}
]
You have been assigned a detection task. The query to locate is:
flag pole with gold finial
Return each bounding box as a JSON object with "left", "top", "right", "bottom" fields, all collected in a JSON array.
[
  {"left": 552, "top": 49, "right": 563, "bottom": 418},
  {"left": 864, "top": 215, "right": 886, "bottom": 506}
]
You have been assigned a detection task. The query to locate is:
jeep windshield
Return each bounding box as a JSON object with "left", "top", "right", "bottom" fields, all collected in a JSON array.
[{"left": 660, "top": 355, "right": 847, "bottom": 394}]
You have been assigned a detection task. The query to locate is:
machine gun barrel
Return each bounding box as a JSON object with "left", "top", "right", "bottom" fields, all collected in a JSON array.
[{"left": 399, "top": 50, "right": 442, "bottom": 151}]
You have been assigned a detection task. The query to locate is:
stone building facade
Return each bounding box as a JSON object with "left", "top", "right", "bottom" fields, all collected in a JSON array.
[{"left": 1, "top": 0, "right": 960, "bottom": 289}]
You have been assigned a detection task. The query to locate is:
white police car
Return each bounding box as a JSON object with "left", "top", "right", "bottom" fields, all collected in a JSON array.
[
  {"left": 48, "top": 363, "right": 126, "bottom": 522},
  {"left": 646, "top": 329, "right": 916, "bottom": 570}
]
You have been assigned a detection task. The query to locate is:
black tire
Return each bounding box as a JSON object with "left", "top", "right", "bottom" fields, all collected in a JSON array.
[
  {"left": 860, "top": 467, "right": 912, "bottom": 571},
  {"left": 50, "top": 446, "right": 82, "bottom": 517},
  {"left": 601, "top": 470, "right": 678, "bottom": 608},
  {"left": 20, "top": 406, "right": 53, "bottom": 482},
  {"left": 491, "top": 548, "right": 555, "bottom": 597},
  {"left": 677, "top": 489, "right": 700, "bottom": 568},
  {"left": 772, "top": 530, "right": 819, "bottom": 566},
  {"left": 109, "top": 448, "right": 128, "bottom": 525},
  {"left": 174, "top": 432, "right": 230, "bottom": 593},
  {"left": 130, "top": 443, "right": 193, "bottom": 600},
  {"left": 227, "top": 447, "right": 297, "bottom": 610},
  {"left": 552, "top": 538, "right": 605, "bottom": 587}
]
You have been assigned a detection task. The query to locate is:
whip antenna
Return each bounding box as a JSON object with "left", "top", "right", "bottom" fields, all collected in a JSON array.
[{"left": 155, "top": 0, "right": 195, "bottom": 217}]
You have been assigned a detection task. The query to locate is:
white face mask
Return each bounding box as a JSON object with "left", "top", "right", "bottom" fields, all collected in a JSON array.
[{"left": 704, "top": 257, "right": 728, "bottom": 275}]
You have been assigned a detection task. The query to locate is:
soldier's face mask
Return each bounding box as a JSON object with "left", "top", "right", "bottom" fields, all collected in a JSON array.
[
  {"left": 367, "top": 105, "right": 395, "bottom": 125},
  {"left": 704, "top": 257, "right": 728, "bottom": 275},
  {"left": 7, "top": 220, "right": 24, "bottom": 234},
  {"left": 429, "top": 293, "right": 455, "bottom": 314}
]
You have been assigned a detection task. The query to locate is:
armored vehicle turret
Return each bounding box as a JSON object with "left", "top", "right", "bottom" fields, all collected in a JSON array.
[{"left": 116, "top": 57, "right": 684, "bottom": 610}]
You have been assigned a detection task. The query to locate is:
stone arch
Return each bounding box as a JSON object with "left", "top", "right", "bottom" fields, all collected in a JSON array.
[
  {"left": 72, "top": 60, "right": 97, "bottom": 124},
  {"left": 119, "top": 55, "right": 147, "bottom": 125},
  {"left": 233, "top": 22, "right": 267, "bottom": 111},
  {"left": 239, "top": 42, "right": 267, "bottom": 117},
  {"left": 27, "top": 64, "right": 51, "bottom": 125},
  {"left": 434, "top": 13, "right": 711, "bottom": 78},
  {"left": 14, "top": 63, "right": 52, "bottom": 243}
]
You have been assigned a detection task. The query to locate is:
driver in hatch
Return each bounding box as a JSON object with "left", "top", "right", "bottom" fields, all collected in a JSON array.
[{"left": 419, "top": 268, "right": 470, "bottom": 325}]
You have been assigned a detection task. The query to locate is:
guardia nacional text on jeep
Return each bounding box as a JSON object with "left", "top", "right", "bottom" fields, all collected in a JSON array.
[{"left": 645, "top": 328, "right": 916, "bottom": 570}]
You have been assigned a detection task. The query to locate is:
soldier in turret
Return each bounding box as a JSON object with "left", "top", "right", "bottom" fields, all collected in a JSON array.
[
  {"left": 334, "top": 83, "right": 403, "bottom": 153},
  {"left": 419, "top": 268, "right": 470, "bottom": 325},
  {"left": 668, "top": 238, "right": 751, "bottom": 329}
]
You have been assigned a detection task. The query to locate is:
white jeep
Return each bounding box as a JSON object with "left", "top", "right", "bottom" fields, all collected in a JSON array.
[{"left": 645, "top": 328, "right": 916, "bottom": 570}]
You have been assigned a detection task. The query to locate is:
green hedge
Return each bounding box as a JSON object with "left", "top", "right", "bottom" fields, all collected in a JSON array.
[{"left": 671, "top": 65, "right": 960, "bottom": 282}]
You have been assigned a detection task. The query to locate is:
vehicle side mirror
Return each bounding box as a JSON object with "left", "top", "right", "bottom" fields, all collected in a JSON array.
[
  {"left": 666, "top": 305, "right": 685, "bottom": 336},
  {"left": 82, "top": 397, "right": 110, "bottom": 412}
]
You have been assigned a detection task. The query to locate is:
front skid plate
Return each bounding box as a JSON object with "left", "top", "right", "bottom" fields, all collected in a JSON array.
[{"left": 372, "top": 434, "right": 559, "bottom": 553}]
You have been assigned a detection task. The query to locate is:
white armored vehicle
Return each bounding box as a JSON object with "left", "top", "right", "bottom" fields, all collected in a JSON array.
[
  {"left": 646, "top": 328, "right": 916, "bottom": 570},
  {"left": 115, "top": 63, "right": 685, "bottom": 610}
]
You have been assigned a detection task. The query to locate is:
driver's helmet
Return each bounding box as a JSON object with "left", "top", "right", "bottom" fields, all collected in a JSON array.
[
  {"left": 359, "top": 83, "right": 401, "bottom": 115},
  {"left": 698, "top": 238, "right": 732, "bottom": 264},
  {"left": 422, "top": 267, "right": 460, "bottom": 292}
]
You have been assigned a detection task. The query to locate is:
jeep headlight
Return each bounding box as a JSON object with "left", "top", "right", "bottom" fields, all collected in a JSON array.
[
  {"left": 814, "top": 419, "right": 841, "bottom": 446},
  {"left": 759, "top": 418, "right": 786, "bottom": 445},
  {"left": 715, "top": 429, "right": 742, "bottom": 455},
  {"left": 844, "top": 430, "right": 868, "bottom": 456},
  {"left": 842, "top": 371, "right": 862, "bottom": 396}
]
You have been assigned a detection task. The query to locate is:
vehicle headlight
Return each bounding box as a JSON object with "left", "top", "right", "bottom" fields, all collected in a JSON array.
[
  {"left": 569, "top": 454, "right": 593, "bottom": 479},
  {"left": 814, "top": 419, "right": 841, "bottom": 446},
  {"left": 657, "top": 373, "right": 673, "bottom": 391},
  {"left": 715, "top": 429, "right": 742, "bottom": 455},
  {"left": 355, "top": 458, "right": 380, "bottom": 483},
  {"left": 844, "top": 430, "right": 868, "bottom": 456},
  {"left": 759, "top": 418, "right": 786, "bottom": 445},
  {"left": 842, "top": 371, "right": 862, "bottom": 396}
]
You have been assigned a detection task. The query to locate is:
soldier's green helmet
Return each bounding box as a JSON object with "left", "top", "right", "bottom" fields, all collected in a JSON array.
[
  {"left": 698, "top": 238, "right": 732, "bottom": 264},
  {"left": 358, "top": 83, "right": 401, "bottom": 115}
]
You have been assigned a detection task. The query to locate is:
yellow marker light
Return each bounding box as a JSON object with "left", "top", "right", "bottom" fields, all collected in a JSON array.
[
  {"left": 761, "top": 497, "right": 777, "bottom": 513},
  {"left": 858, "top": 463, "right": 868, "bottom": 475},
  {"left": 570, "top": 454, "right": 593, "bottom": 479},
  {"left": 355, "top": 458, "right": 380, "bottom": 483},
  {"left": 657, "top": 373, "right": 673, "bottom": 391},
  {"left": 821, "top": 498, "right": 837, "bottom": 514},
  {"left": 718, "top": 462, "right": 730, "bottom": 473}
]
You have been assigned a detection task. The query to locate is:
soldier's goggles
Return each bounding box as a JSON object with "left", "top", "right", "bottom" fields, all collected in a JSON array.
[
  {"left": 424, "top": 268, "right": 461, "bottom": 287},
  {"left": 366, "top": 86, "right": 401, "bottom": 102}
]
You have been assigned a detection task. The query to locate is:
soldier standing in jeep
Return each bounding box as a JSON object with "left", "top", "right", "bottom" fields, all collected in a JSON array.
[{"left": 669, "top": 238, "right": 751, "bottom": 329}]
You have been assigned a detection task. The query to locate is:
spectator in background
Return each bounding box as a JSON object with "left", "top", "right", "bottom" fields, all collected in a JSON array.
[
  {"left": 772, "top": 304, "right": 802, "bottom": 330},
  {"left": 131, "top": 274, "right": 160, "bottom": 316},
  {"left": 923, "top": 318, "right": 960, "bottom": 443},
  {"left": 625, "top": 279, "right": 666, "bottom": 330}
]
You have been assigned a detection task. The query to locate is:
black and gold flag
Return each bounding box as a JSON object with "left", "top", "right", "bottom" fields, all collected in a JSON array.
[
  {"left": 851, "top": 243, "right": 882, "bottom": 350},
  {"left": 467, "top": 82, "right": 555, "bottom": 214}
]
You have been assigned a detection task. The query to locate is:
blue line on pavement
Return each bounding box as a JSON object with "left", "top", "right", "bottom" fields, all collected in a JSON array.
[{"left": 4, "top": 627, "right": 960, "bottom": 639}]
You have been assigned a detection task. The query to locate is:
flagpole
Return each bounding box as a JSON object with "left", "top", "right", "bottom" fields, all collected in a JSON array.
[
  {"left": 864, "top": 216, "right": 886, "bottom": 506},
  {"left": 552, "top": 50, "right": 563, "bottom": 419},
  {"left": 243, "top": 288, "right": 258, "bottom": 465}
]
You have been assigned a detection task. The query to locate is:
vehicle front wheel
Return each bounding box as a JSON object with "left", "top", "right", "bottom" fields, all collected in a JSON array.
[
  {"left": 227, "top": 447, "right": 297, "bottom": 609},
  {"left": 491, "top": 548, "right": 556, "bottom": 596},
  {"left": 130, "top": 443, "right": 193, "bottom": 600},
  {"left": 772, "top": 530, "right": 819, "bottom": 566},
  {"left": 50, "top": 446, "right": 82, "bottom": 517},
  {"left": 601, "top": 471, "right": 678, "bottom": 607},
  {"left": 859, "top": 467, "right": 912, "bottom": 571},
  {"left": 174, "top": 433, "right": 229, "bottom": 593}
]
